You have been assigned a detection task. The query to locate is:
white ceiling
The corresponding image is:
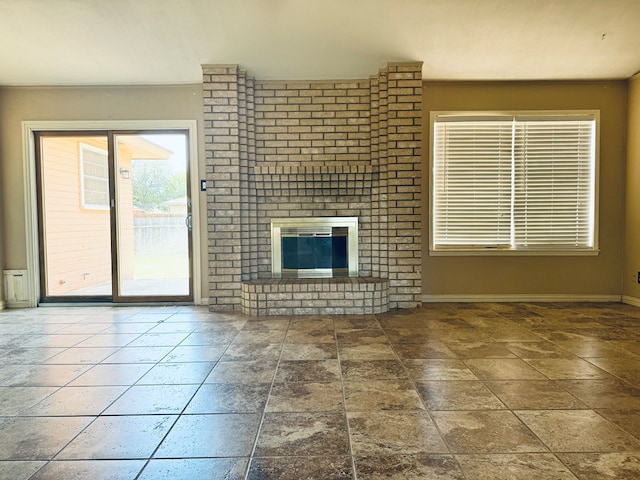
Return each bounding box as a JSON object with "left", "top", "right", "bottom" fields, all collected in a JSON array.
[{"left": 1, "top": 0, "right": 640, "bottom": 86}]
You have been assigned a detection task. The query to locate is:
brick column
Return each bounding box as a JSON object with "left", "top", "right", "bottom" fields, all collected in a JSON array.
[
  {"left": 202, "top": 65, "right": 245, "bottom": 311},
  {"left": 376, "top": 68, "right": 390, "bottom": 282},
  {"left": 384, "top": 62, "right": 423, "bottom": 309},
  {"left": 245, "top": 76, "right": 259, "bottom": 280},
  {"left": 370, "top": 74, "right": 381, "bottom": 278}
]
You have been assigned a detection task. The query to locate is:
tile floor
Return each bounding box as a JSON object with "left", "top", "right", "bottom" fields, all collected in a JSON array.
[{"left": 1, "top": 302, "right": 640, "bottom": 479}]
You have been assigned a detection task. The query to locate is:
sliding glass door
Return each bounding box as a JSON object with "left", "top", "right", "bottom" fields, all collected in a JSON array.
[
  {"left": 36, "top": 130, "right": 192, "bottom": 302},
  {"left": 112, "top": 133, "right": 191, "bottom": 299}
]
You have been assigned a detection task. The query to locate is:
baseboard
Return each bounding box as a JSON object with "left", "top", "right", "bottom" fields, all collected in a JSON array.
[
  {"left": 622, "top": 295, "right": 640, "bottom": 308},
  {"left": 0, "top": 300, "right": 6, "bottom": 310},
  {"left": 199, "top": 297, "right": 209, "bottom": 306},
  {"left": 422, "top": 294, "right": 622, "bottom": 303}
]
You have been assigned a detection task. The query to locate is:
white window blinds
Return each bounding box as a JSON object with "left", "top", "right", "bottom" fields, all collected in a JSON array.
[{"left": 432, "top": 113, "right": 597, "bottom": 253}]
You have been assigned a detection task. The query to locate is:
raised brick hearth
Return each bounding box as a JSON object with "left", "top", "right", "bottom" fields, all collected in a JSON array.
[
  {"left": 241, "top": 277, "right": 389, "bottom": 316},
  {"left": 203, "top": 62, "right": 422, "bottom": 315}
]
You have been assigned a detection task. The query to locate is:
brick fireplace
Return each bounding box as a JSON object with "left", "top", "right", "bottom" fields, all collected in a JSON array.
[{"left": 203, "top": 62, "right": 422, "bottom": 315}]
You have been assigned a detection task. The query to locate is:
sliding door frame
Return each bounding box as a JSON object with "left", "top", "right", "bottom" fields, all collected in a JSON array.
[
  {"left": 22, "top": 120, "right": 202, "bottom": 306},
  {"left": 34, "top": 130, "right": 111, "bottom": 303}
]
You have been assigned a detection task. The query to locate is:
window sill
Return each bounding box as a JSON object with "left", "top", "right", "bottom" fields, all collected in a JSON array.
[{"left": 428, "top": 248, "right": 600, "bottom": 257}]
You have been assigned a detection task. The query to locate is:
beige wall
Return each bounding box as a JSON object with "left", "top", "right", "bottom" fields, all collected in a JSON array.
[
  {"left": 0, "top": 143, "right": 4, "bottom": 304},
  {"left": 0, "top": 80, "right": 632, "bottom": 304},
  {"left": 0, "top": 85, "right": 207, "bottom": 300},
  {"left": 625, "top": 75, "right": 640, "bottom": 299},
  {"left": 422, "top": 81, "right": 627, "bottom": 298}
]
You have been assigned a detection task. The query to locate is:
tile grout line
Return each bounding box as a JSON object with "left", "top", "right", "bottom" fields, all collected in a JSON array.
[
  {"left": 379, "top": 310, "right": 471, "bottom": 480},
  {"left": 131, "top": 313, "right": 230, "bottom": 480},
  {"left": 42, "top": 314, "right": 180, "bottom": 478},
  {"left": 333, "top": 314, "right": 358, "bottom": 480},
  {"left": 242, "top": 314, "right": 292, "bottom": 480}
]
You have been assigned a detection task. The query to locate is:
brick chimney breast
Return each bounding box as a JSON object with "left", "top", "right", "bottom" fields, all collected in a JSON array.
[{"left": 202, "top": 62, "right": 422, "bottom": 314}]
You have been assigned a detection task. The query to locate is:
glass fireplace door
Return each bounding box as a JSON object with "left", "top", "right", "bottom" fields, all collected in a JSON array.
[{"left": 271, "top": 217, "right": 358, "bottom": 279}]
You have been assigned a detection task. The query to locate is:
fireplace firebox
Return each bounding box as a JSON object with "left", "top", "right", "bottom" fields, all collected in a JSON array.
[{"left": 271, "top": 217, "right": 358, "bottom": 278}]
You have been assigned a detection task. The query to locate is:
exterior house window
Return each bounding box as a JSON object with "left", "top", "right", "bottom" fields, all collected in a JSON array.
[
  {"left": 80, "top": 143, "right": 109, "bottom": 209},
  {"left": 430, "top": 112, "right": 598, "bottom": 255}
]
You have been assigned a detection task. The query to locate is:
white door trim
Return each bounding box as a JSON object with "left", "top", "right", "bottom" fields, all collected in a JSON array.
[{"left": 22, "top": 120, "right": 202, "bottom": 306}]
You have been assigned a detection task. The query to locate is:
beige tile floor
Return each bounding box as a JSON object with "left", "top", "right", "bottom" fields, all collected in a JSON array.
[{"left": 1, "top": 302, "right": 640, "bottom": 479}]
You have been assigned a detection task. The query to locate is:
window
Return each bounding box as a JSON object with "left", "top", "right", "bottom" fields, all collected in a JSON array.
[
  {"left": 430, "top": 112, "right": 598, "bottom": 255},
  {"left": 80, "top": 143, "right": 109, "bottom": 209}
]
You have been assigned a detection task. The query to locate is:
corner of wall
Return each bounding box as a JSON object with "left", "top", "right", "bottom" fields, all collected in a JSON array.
[
  {"left": 622, "top": 295, "right": 640, "bottom": 308},
  {"left": 624, "top": 74, "right": 640, "bottom": 298}
]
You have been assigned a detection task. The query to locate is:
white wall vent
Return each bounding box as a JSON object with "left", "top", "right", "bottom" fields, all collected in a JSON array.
[{"left": 3, "top": 270, "right": 30, "bottom": 308}]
